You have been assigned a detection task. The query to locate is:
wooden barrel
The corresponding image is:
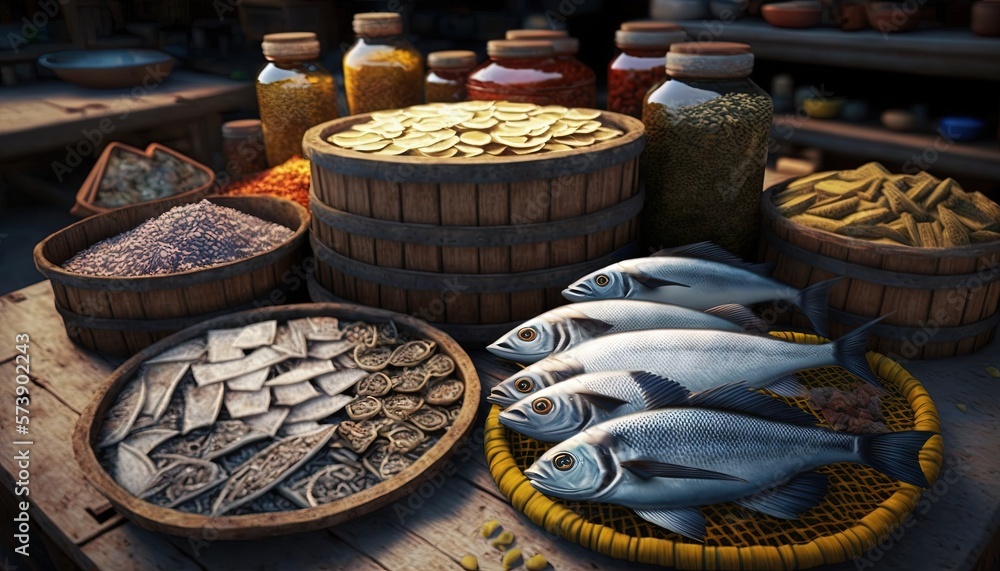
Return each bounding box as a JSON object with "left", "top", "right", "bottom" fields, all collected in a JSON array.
[
  {"left": 302, "top": 110, "right": 646, "bottom": 344},
  {"left": 759, "top": 180, "right": 1000, "bottom": 359},
  {"left": 34, "top": 196, "right": 309, "bottom": 356}
]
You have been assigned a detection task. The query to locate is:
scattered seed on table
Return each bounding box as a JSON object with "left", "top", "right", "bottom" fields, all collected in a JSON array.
[
  {"left": 490, "top": 530, "right": 515, "bottom": 549},
  {"left": 524, "top": 553, "right": 549, "bottom": 571},
  {"left": 501, "top": 547, "right": 522, "bottom": 571},
  {"left": 460, "top": 554, "right": 479, "bottom": 571},
  {"left": 956, "top": 403, "right": 968, "bottom": 412},
  {"left": 480, "top": 519, "right": 500, "bottom": 538},
  {"left": 987, "top": 366, "right": 1000, "bottom": 378}
]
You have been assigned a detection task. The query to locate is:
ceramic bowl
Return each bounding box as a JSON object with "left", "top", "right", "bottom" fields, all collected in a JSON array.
[
  {"left": 803, "top": 97, "right": 844, "bottom": 119},
  {"left": 39, "top": 49, "right": 175, "bottom": 89},
  {"left": 972, "top": 0, "right": 1000, "bottom": 37},
  {"left": 866, "top": 2, "right": 921, "bottom": 33},
  {"left": 938, "top": 116, "right": 986, "bottom": 141},
  {"left": 881, "top": 109, "right": 917, "bottom": 132},
  {"left": 761, "top": 1, "right": 823, "bottom": 28}
]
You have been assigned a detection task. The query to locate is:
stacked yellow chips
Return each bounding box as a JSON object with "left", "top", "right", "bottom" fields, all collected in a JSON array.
[{"left": 326, "top": 101, "right": 623, "bottom": 158}]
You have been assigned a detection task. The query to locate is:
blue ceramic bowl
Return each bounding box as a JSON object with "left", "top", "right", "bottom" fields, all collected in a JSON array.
[{"left": 938, "top": 116, "right": 986, "bottom": 141}]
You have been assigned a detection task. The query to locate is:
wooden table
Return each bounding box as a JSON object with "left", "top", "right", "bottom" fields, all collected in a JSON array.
[
  {"left": 2, "top": 281, "right": 998, "bottom": 571},
  {"left": 0, "top": 70, "right": 255, "bottom": 163}
]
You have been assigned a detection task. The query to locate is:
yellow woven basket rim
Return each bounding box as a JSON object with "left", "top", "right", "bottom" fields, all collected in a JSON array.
[{"left": 484, "top": 332, "right": 943, "bottom": 570}]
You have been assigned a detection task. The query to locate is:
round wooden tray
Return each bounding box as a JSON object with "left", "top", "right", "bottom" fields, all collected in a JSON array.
[
  {"left": 73, "top": 302, "right": 481, "bottom": 540},
  {"left": 485, "top": 332, "right": 943, "bottom": 570}
]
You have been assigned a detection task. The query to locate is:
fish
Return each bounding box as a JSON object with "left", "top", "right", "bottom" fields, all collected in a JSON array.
[
  {"left": 272, "top": 381, "right": 322, "bottom": 407},
  {"left": 487, "top": 318, "right": 882, "bottom": 409},
  {"left": 487, "top": 300, "right": 768, "bottom": 364},
  {"left": 524, "top": 387, "right": 934, "bottom": 541},
  {"left": 561, "top": 242, "right": 839, "bottom": 337}
]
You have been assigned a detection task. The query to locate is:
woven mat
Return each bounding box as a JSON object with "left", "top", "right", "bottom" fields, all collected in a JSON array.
[{"left": 485, "top": 332, "right": 943, "bottom": 570}]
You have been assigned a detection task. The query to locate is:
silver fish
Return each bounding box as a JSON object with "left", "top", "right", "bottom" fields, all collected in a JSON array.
[
  {"left": 487, "top": 320, "right": 881, "bottom": 408},
  {"left": 487, "top": 300, "right": 767, "bottom": 364},
  {"left": 562, "top": 242, "right": 838, "bottom": 337},
  {"left": 525, "top": 402, "right": 934, "bottom": 541}
]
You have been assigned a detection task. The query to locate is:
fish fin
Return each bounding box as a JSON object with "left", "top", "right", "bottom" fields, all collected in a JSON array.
[
  {"left": 734, "top": 472, "right": 828, "bottom": 519},
  {"left": 689, "top": 381, "right": 816, "bottom": 426},
  {"left": 630, "top": 372, "right": 692, "bottom": 409},
  {"left": 621, "top": 460, "right": 749, "bottom": 483},
  {"left": 762, "top": 374, "right": 808, "bottom": 398},
  {"left": 627, "top": 273, "right": 690, "bottom": 289},
  {"left": 833, "top": 316, "right": 888, "bottom": 388},
  {"left": 650, "top": 242, "right": 774, "bottom": 275},
  {"left": 795, "top": 278, "right": 842, "bottom": 337},
  {"left": 567, "top": 316, "right": 615, "bottom": 336},
  {"left": 704, "top": 304, "right": 769, "bottom": 334},
  {"left": 576, "top": 390, "right": 630, "bottom": 411},
  {"left": 859, "top": 431, "right": 935, "bottom": 488},
  {"left": 633, "top": 507, "right": 706, "bottom": 542}
]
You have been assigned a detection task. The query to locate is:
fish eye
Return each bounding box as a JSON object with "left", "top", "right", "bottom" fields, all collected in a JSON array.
[
  {"left": 553, "top": 452, "right": 575, "bottom": 471},
  {"left": 518, "top": 327, "right": 537, "bottom": 342},
  {"left": 531, "top": 397, "right": 553, "bottom": 415},
  {"left": 515, "top": 377, "right": 534, "bottom": 393},
  {"left": 595, "top": 274, "right": 610, "bottom": 287}
]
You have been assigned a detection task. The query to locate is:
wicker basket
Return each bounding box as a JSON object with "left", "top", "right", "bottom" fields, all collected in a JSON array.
[{"left": 485, "top": 332, "right": 943, "bottom": 570}]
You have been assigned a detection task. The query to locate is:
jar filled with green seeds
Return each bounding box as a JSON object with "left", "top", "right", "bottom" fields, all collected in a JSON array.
[
  {"left": 640, "top": 42, "right": 773, "bottom": 258},
  {"left": 256, "top": 32, "right": 339, "bottom": 167}
]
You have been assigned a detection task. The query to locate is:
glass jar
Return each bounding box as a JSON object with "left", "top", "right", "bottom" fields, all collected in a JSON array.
[
  {"left": 506, "top": 29, "right": 596, "bottom": 108},
  {"left": 640, "top": 42, "right": 773, "bottom": 259},
  {"left": 467, "top": 40, "right": 592, "bottom": 107},
  {"left": 221, "top": 119, "right": 268, "bottom": 179},
  {"left": 344, "top": 12, "right": 424, "bottom": 115},
  {"left": 608, "top": 21, "right": 687, "bottom": 118},
  {"left": 256, "top": 32, "right": 338, "bottom": 167},
  {"left": 425, "top": 50, "right": 477, "bottom": 103}
]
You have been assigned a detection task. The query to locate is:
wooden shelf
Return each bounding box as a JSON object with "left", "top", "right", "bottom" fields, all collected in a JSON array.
[
  {"left": 678, "top": 20, "right": 1000, "bottom": 80},
  {"left": 771, "top": 114, "right": 1000, "bottom": 181}
]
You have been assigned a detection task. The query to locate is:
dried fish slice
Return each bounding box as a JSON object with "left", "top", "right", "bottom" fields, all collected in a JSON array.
[
  {"left": 122, "top": 428, "right": 179, "bottom": 455},
  {"left": 207, "top": 328, "right": 245, "bottom": 363},
  {"left": 226, "top": 368, "right": 270, "bottom": 392},
  {"left": 385, "top": 424, "right": 425, "bottom": 453},
  {"left": 305, "top": 464, "right": 363, "bottom": 506},
  {"left": 379, "top": 451, "right": 414, "bottom": 479},
  {"left": 97, "top": 380, "right": 146, "bottom": 448},
  {"left": 777, "top": 194, "right": 817, "bottom": 217},
  {"left": 232, "top": 320, "right": 278, "bottom": 349},
  {"left": 337, "top": 421, "right": 379, "bottom": 454},
  {"left": 362, "top": 440, "right": 391, "bottom": 477},
  {"left": 224, "top": 388, "right": 272, "bottom": 419},
  {"left": 307, "top": 339, "right": 355, "bottom": 360},
  {"left": 191, "top": 347, "right": 288, "bottom": 386},
  {"left": 425, "top": 378, "right": 464, "bottom": 406},
  {"left": 141, "top": 455, "right": 227, "bottom": 508},
  {"left": 388, "top": 340, "right": 436, "bottom": 366},
  {"left": 131, "top": 400, "right": 182, "bottom": 433},
  {"left": 422, "top": 354, "right": 455, "bottom": 378},
  {"left": 140, "top": 362, "right": 190, "bottom": 421},
  {"left": 244, "top": 407, "right": 290, "bottom": 437},
  {"left": 346, "top": 396, "right": 383, "bottom": 421},
  {"left": 883, "top": 184, "right": 931, "bottom": 221},
  {"left": 357, "top": 372, "right": 393, "bottom": 397},
  {"left": 272, "top": 381, "right": 322, "bottom": 407},
  {"left": 314, "top": 369, "right": 368, "bottom": 396},
  {"left": 273, "top": 324, "right": 308, "bottom": 358},
  {"left": 286, "top": 394, "right": 353, "bottom": 423},
  {"left": 181, "top": 382, "right": 224, "bottom": 435},
  {"left": 279, "top": 421, "right": 324, "bottom": 437},
  {"left": 342, "top": 322, "right": 377, "bottom": 347},
  {"left": 156, "top": 420, "right": 268, "bottom": 460},
  {"left": 145, "top": 339, "right": 206, "bottom": 364},
  {"left": 375, "top": 321, "right": 401, "bottom": 345},
  {"left": 971, "top": 230, "right": 1000, "bottom": 243},
  {"left": 211, "top": 425, "right": 337, "bottom": 515},
  {"left": 354, "top": 345, "right": 393, "bottom": 372},
  {"left": 265, "top": 359, "right": 336, "bottom": 386},
  {"left": 306, "top": 317, "right": 343, "bottom": 341},
  {"left": 336, "top": 353, "right": 359, "bottom": 369},
  {"left": 384, "top": 393, "right": 425, "bottom": 413},
  {"left": 839, "top": 225, "right": 914, "bottom": 246},
  {"left": 408, "top": 406, "right": 450, "bottom": 432},
  {"left": 113, "top": 443, "right": 158, "bottom": 495},
  {"left": 391, "top": 368, "right": 429, "bottom": 393}
]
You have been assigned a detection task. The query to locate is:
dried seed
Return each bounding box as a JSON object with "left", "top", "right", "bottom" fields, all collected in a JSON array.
[
  {"left": 481, "top": 519, "right": 501, "bottom": 538},
  {"left": 490, "top": 530, "right": 515, "bottom": 548},
  {"left": 525, "top": 554, "right": 549, "bottom": 571},
  {"left": 502, "top": 548, "right": 522, "bottom": 571},
  {"left": 460, "top": 554, "right": 479, "bottom": 571},
  {"left": 805, "top": 196, "right": 857, "bottom": 219}
]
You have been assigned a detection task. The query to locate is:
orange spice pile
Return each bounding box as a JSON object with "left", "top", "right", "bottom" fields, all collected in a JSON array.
[{"left": 218, "top": 156, "right": 311, "bottom": 209}]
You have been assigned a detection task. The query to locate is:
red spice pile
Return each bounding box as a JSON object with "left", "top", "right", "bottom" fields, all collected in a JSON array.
[
  {"left": 218, "top": 156, "right": 311, "bottom": 209},
  {"left": 808, "top": 384, "right": 889, "bottom": 434}
]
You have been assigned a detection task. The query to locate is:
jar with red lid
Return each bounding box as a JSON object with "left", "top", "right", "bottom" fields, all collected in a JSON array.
[
  {"left": 425, "top": 50, "right": 477, "bottom": 103},
  {"left": 467, "top": 40, "right": 593, "bottom": 107},
  {"left": 608, "top": 21, "right": 688, "bottom": 118},
  {"left": 506, "top": 29, "right": 596, "bottom": 107}
]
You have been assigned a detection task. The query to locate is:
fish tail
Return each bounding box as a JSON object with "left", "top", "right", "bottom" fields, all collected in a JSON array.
[
  {"left": 795, "top": 278, "right": 841, "bottom": 337},
  {"left": 832, "top": 316, "right": 885, "bottom": 387},
  {"left": 858, "top": 431, "right": 935, "bottom": 487}
]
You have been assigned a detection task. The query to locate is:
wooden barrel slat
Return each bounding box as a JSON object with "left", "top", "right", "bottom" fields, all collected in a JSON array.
[
  {"left": 370, "top": 178, "right": 408, "bottom": 314},
  {"left": 760, "top": 181, "right": 1000, "bottom": 359},
  {"left": 510, "top": 179, "right": 550, "bottom": 320},
  {"left": 439, "top": 181, "right": 480, "bottom": 324},
  {"left": 549, "top": 173, "right": 588, "bottom": 309},
  {"left": 478, "top": 182, "right": 512, "bottom": 325}
]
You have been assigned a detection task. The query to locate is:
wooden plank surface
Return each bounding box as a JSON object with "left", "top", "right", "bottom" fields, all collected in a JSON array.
[{"left": 2, "top": 281, "right": 999, "bottom": 571}]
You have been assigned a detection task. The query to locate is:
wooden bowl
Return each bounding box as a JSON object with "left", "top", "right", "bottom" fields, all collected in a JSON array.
[
  {"left": 38, "top": 49, "right": 175, "bottom": 89},
  {"left": 866, "top": 2, "right": 921, "bottom": 33},
  {"left": 71, "top": 142, "right": 216, "bottom": 218},
  {"left": 73, "top": 303, "right": 481, "bottom": 539},
  {"left": 761, "top": 1, "right": 823, "bottom": 28}
]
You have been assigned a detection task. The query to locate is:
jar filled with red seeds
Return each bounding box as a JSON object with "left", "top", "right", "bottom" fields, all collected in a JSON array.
[
  {"left": 608, "top": 21, "right": 688, "bottom": 118},
  {"left": 467, "top": 40, "right": 593, "bottom": 107},
  {"left": 506, "top": 29, "right": 596, "bottom": 108},
  {"left": 425, "top": 50, "right": 477, "bottom": 103}
]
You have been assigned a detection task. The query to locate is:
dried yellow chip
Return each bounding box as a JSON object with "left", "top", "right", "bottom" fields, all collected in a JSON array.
[
  {"left": 525, "top": 554, "right": 548, "bottom": 571},
  {"left": 511, "top": 143, "right": 545, "bottom": 155},
  {"left": 480, "top": 519, "right": 501, "bottom": 537},
  {"left": 421, "top": 136, "right": 460, "bottom": 154},
  {"left": 483, "top": 143, "right": 508, "bottom": 155},
  {"left": 353, "top": 140, "right": 391, "bottom": 151},
  {"left": 543, "top": 143, "right": 572, "bottom": 152},
  {"left": 494, "top": 111, "right": 529, "bottom": 121},
  {"left": 565, "top": 108, "right": 602, "bottom": 120},
  {"left": 460, "top": 131, "right": 492, "bottom": 146},
  {"left": 496, "top": 102, "right": 536, "bottom": 113},
  {"left": 461, "top": 118, "right": 499, "bottom": 130}
]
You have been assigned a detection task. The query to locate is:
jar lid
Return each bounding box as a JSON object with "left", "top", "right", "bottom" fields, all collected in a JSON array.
[
  {"left": 353, "top": 12, "right": 403, "bottom": 37},
  {"left": 615, "top": 29, "right": 688, "bottom": 49},
  {"left": 620, "top": 21, "right": 682, "bottom": 32},
  {"left": 262, "top": 32, "right": 320, "bottom": 60},
  {"left": 667, "top": 41, "right": 753, "bottom": 78},
  {"left": 222, "top": 119, "right": 262, "bottom": 138},
  {"left": 548, "top": 37, "right": 579, "bottom": 55},
  {"left": 487, "top": 40, "right": 554, "bottom": 58},
  {"left": 505, "top": 29, "right": 569, "bottom": 40},
  {"left": 428, "top": 50, "right": 477, "bottom": 69}
]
